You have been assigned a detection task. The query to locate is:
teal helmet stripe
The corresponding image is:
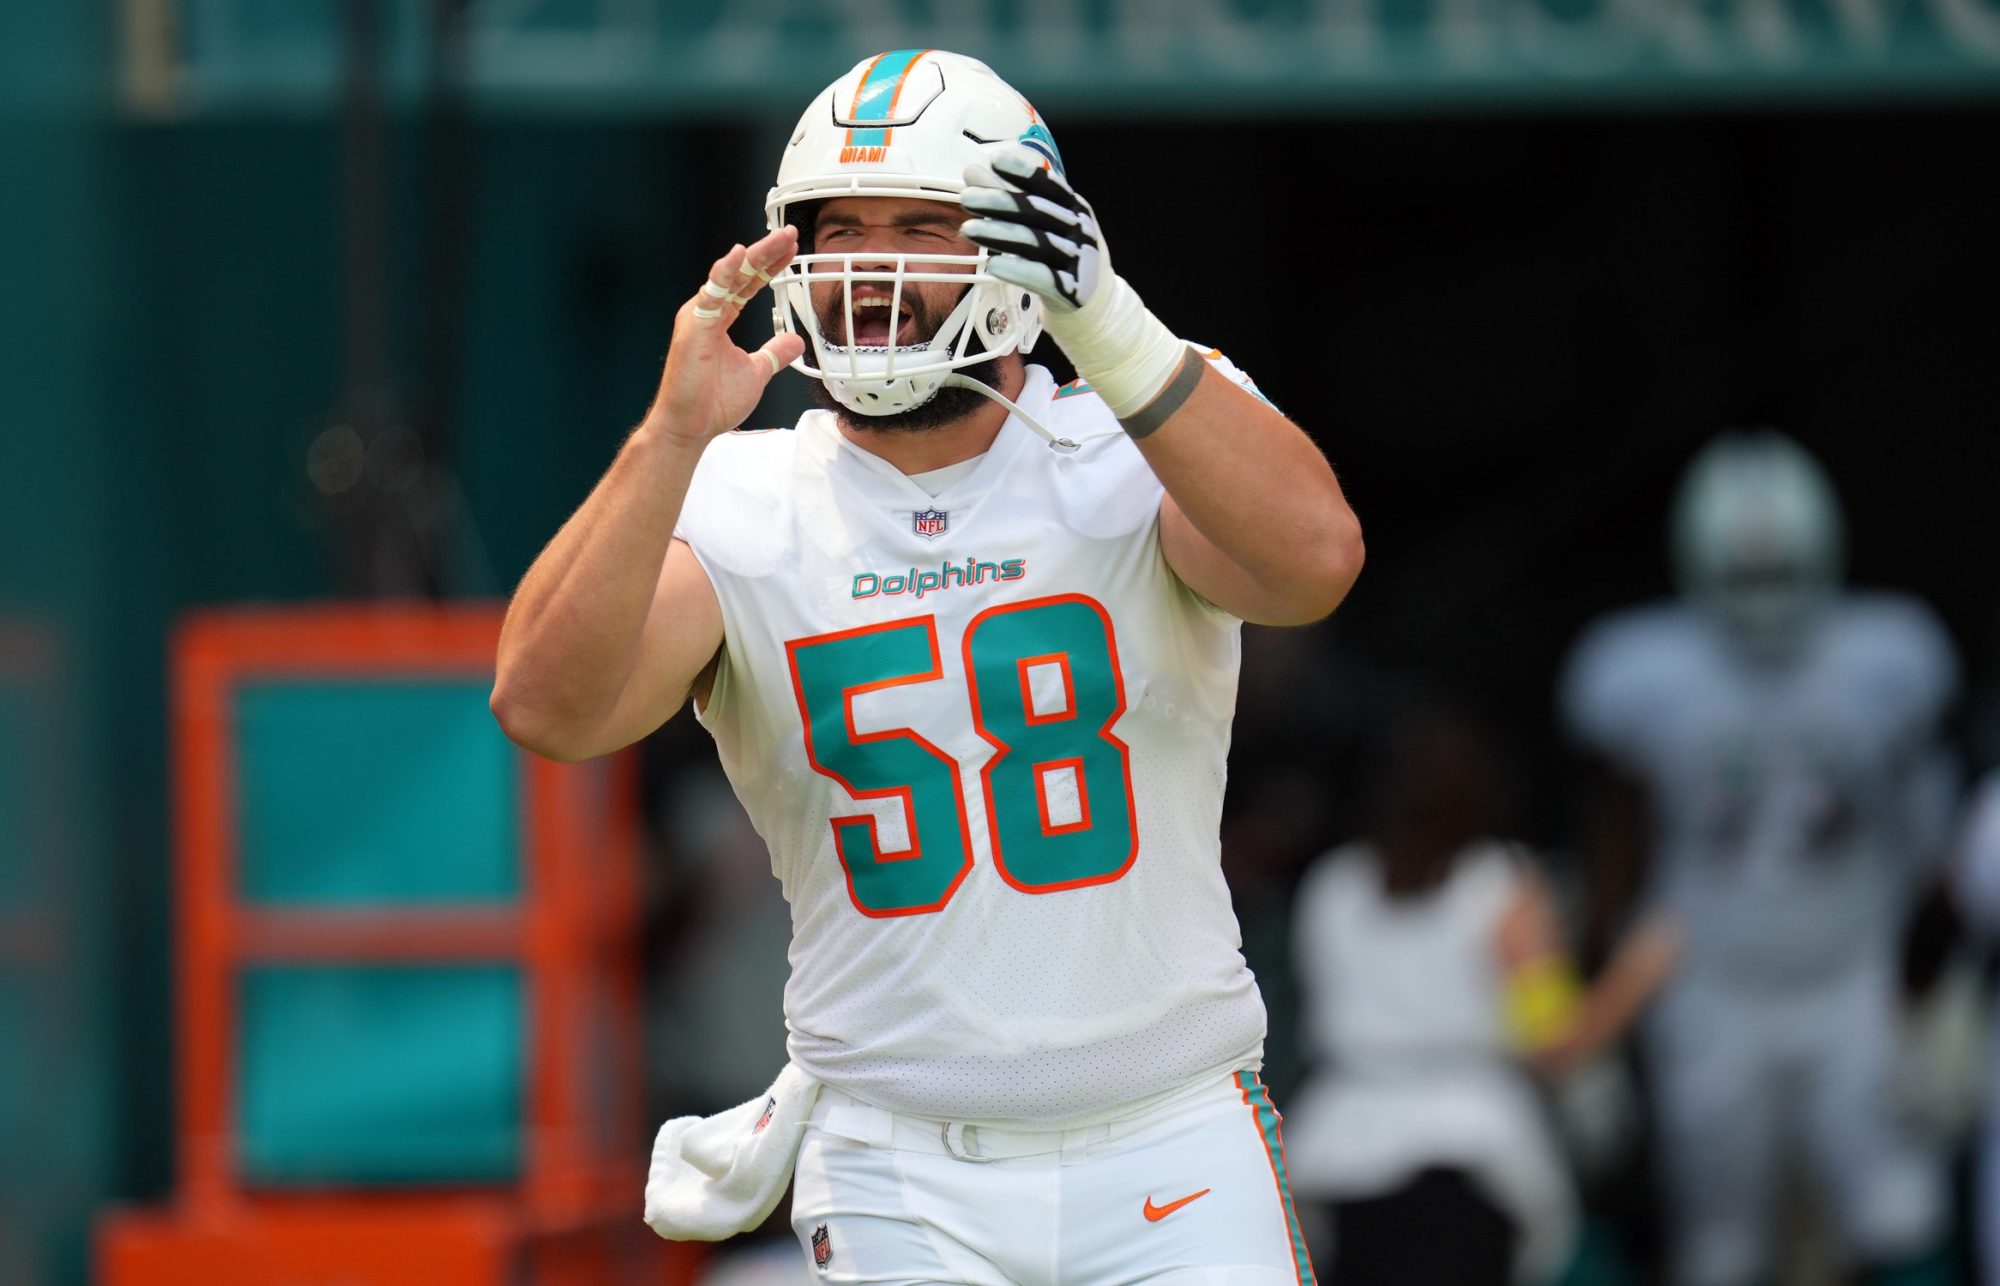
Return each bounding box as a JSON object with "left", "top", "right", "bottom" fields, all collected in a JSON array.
[{"left": 844, "top": 49, "right": 931, "bottom": 150}]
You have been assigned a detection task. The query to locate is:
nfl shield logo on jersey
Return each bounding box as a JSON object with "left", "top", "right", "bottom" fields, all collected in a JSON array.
[
  {"left": 913, "top": 508, "right": 948, "bottom": 539},
  {"left": 812, "top": 1224, "right": 833, "bottom": 1270}
]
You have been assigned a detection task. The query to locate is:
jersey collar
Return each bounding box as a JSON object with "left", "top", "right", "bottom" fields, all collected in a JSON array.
[{"left": 807, "top": 365, "right": 1057, "bottom": 510}]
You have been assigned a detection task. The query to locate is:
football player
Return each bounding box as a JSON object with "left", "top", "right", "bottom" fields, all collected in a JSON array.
[
  {"left": 492, "top": 50, "right": 1363, "bottom": 1285},
  {"left": 1949, "top": 772, "right": 2000, "bottom": 1280},
  {"left": 1558, "top": 431, "right": 1961, "bottom": 1286}
]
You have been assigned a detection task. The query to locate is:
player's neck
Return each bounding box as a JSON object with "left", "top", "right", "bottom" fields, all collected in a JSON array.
[{"left": 835, "top": 363, "right": 1024, "bottom": 475}]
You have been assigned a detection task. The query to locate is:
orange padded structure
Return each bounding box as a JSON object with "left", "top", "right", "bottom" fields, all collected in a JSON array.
[{"left": 97, "top": 603, "right": 697, "bottom": 1286}]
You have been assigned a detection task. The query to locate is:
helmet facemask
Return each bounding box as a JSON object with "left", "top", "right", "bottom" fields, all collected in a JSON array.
[{"left": 768, "top": 211, "right": 1038, "bottom": 419}]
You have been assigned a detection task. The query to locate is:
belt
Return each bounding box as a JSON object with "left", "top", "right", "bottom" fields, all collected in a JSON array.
[{"left": 809, "top": 1085, "right": 1160, "bottom": 1164}]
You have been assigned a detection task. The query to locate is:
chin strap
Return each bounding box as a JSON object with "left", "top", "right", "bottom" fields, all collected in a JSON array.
[{"left": 939, "top": 374, "right": 1085, "bottom": 455}]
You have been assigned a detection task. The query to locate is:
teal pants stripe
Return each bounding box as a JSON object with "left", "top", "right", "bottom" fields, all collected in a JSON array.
[{"left": 1234, "top": 1069, "right": 1317, "bottom": 1286}]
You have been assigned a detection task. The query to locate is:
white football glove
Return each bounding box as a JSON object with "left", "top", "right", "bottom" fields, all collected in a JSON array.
[
  {"left": 960, "top": 146, "right": 1189, "bottom": 421},
  {"left": 959, "top": 146, "right": 1105, "bottom": 311}
]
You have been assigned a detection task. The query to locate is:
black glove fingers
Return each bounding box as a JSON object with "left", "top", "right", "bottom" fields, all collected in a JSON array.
[
  {"left": 991, "top": 148, "right": 1082, "bottom": 209},
  {"left": 961, "top": 218, "right": 1042, "bottom": 256},
  {"left": 960, "top": 190, "right": 1080, "bottom": 239},
  {"left": 965, "top": 220, "right": 1080, "bottom": 274},
  {"left": 965, "top": 147, "right": 1101, "bottom": 312}
]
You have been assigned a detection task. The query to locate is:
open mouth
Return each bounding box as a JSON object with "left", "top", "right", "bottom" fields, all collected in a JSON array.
[{"left": 844, "top": 293, "right": 916, "bottom": 348}]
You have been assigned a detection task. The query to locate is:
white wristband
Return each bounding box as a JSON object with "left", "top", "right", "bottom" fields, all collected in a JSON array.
[{"left": 1042, "top": 273, "right": 1187, "bottom": 420}]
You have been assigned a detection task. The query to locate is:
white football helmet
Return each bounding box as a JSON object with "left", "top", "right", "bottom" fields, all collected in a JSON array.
[
  {"left": 766, "top": 50, "right": 1059, "bottom": 418},
  {"left": 1671, "top": 430, "right": 1845, "bottom": 664}
]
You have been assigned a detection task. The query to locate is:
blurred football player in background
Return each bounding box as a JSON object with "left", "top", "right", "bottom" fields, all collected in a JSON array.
[
  {"left": 493, "top": 48, "right": 1363, "bottom": 1285},
  {"left": 1286, "top": 703, "right": 1677, "bottom": 1285},
  {"left": 1559, "top": 431, "right": 1962, "bottom": 1286},
  {"left": 1949, "top": 773, "right": 2000, "bottom": 1282}
]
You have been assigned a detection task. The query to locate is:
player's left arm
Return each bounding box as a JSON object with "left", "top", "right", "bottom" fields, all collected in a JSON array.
[
  {"left": 962, "top": 148, "right": 1362, "bottom": 626},
  {"left": 1889, "top": 605, "right": 1968, "bottom": 997},
  {"left": 1138, "top": 357, "right": 1361, "bottom": 626}
]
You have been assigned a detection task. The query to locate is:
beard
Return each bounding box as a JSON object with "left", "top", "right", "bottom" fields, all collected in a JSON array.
[
  {"left": 809, "top": 282, "right": 1004, "bottom": 433},
  {"left": 810, "top": 353, "right": 1007, "bottom": 433}
]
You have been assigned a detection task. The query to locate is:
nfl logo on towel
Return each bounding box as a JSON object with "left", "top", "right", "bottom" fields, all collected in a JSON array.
[
  {"left": 812, "top": 1224, "right": 834, "bottom": 1270},
  {"left": 913, "top": 508, "right": 948, "bottom": 539},
  {"left": 751, "top": 1096, "right": 776, "bottom": 1134}
]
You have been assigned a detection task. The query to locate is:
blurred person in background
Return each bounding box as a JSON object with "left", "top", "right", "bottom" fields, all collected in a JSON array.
[
  {"left": 1286, "top": 703, "right": 1677, "bottom": 1286},
  {"left": 1949, "top": 773, "right": 2000, "bottom": 1282},
  {"left": 1559, "top": 431, "right": 1963, "bottom": 1286},
  {"left": 1220, "top": 629, "right": 1389, "bottom": 1104},
  {"left": 643, "top": 758, "right": 794, "bottom": 1122},
  {"left": 492, "top": 48, "right": 1363, "bottom": 1284}
]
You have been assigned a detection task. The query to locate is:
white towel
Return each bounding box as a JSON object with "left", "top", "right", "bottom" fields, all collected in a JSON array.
[{"left": 643, "top": 1062, "right": 824, "bottom": 1241}]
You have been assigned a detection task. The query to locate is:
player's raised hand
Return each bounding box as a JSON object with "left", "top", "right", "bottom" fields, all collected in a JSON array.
[
  {"left": 959, "top": 145, "right": 1104, "bottom": 313},
  {"left": 648, "top": 225, "right": 806, "bottom": 442},
  {"left": 960, "top": 145, "right": 1187, "bottom": 424}
]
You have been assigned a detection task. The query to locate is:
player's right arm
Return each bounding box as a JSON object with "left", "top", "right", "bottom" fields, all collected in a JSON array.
[{"left": 491, "top": 227, "right": 804, "bottom": 762}]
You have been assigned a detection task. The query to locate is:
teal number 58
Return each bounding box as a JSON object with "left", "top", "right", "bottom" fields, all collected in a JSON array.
[{"left": 785, "top": 594, "right": 1137, "bottom": 917}]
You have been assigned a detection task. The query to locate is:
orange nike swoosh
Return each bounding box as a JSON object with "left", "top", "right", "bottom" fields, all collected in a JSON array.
[{"left": 1143, "top": 1188, "right": 1212, "bottom": 1222}]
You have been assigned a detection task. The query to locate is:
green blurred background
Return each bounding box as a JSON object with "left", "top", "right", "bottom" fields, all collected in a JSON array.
[{"left": 3, "top": 2, "right": 1997, "bottom": 1283}]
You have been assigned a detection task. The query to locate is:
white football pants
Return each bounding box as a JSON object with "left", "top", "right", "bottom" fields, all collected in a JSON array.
[
  {"left": 1648, "top": 959, "right": 1944, "bottom": 1286},
  {"left": 789, "top": 1069, "right": 1315, "bottom": 1286}
]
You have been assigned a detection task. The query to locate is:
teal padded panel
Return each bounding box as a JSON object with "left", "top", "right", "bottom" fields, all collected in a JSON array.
[
  {"left": 239, "top": 964, "right": 522, "bottom": 1185},
  {"left": 0, "top": 682, "right": 30, "bottom": 907},
  {"left": 236, "top": 680, "right": 520, "bottom": 904},
  {"left": 0, "top": 971, "right": 23, "bottom": 1169}
]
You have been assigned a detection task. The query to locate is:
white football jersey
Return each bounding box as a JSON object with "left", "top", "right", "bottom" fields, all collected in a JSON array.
[
  {"left": 674, "top": 356, "right": 1268, "bottom": 1127},
  {"left": 1559, "top": 595, "right": 1959, "bottom": 985}
]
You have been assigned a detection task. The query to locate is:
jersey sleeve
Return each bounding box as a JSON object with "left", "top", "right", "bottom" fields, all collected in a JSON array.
[
  {"left": 670, "top": 443, "right": 721, "bottom": 548},
  {"left": 670, "top": 430, "right": 796, "bottom": 579},
  {"left": 1870, "top": 595, "right": 1961, "bottom": 731},
  {"left": 1953, "top": 772, "right": 2000, "bottom": 934},
  {"left": 1557, "top": 609, "right": 1673, "bottom": 769},
  {"left": 1855, "top": 596, "right": 1964, "bottom": 871},
  {"left": 671, "top": 437, "right": 740, "bottom": 549},
  {"left": 1185, "top": 342, "right": 1273, "bottom": 406}
]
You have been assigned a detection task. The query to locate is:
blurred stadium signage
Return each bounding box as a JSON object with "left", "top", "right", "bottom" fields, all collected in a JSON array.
[{"left": 125, "top": 0, "right": 2000, "bottom": 115}]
